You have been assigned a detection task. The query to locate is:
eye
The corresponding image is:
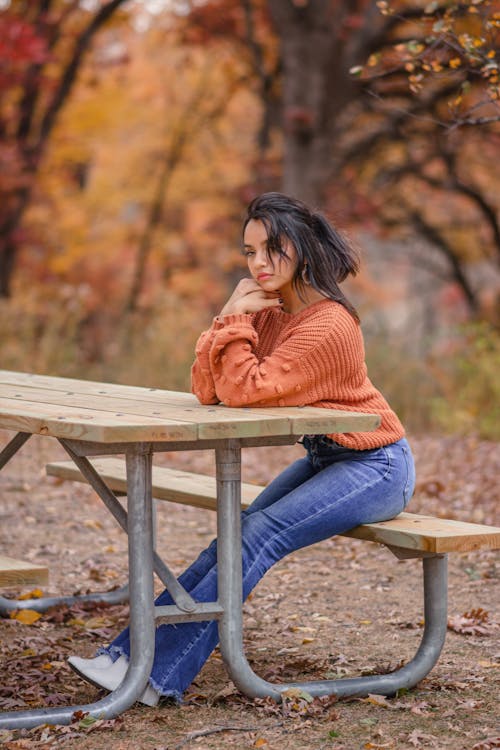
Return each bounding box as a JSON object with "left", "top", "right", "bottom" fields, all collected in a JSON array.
[{"left": 243, "top": 249, "right": 255, "bottom": 257}]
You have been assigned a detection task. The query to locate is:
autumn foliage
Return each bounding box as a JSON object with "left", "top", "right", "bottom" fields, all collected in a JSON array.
[{"left": 0, "top": 0, "right": 498, "bottom": 435}]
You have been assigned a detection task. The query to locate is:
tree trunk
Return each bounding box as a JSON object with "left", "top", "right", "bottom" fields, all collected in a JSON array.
[
  {"left": 267, "top": 0, "right": 360, "bottom": 206},
  {"left": 0, "top": 243, "right": 17, "bottom": 298}
]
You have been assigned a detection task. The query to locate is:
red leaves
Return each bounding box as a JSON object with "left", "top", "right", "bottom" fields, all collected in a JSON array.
[{"left": 0, "top": 15, "right": 48, "bottom": 69}]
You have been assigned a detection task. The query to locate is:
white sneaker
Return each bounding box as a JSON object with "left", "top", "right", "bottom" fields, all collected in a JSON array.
[
  {"left": 69, "top": 654, "right": 114, "bottom": 670},
  {"left": 68, "top": 654, "right": 160, "bottom": 707}
]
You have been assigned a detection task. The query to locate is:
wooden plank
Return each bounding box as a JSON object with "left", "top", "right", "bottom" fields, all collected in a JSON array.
[
  {"left": 0, "top": 556, "right": 48, "bottom": 588},
  {"left": 47, "top": 458, "right": 259, "bottom": 510},
  {"left": 0, "top": 370, "right": 194, "bottom": 405},
  {"left": 0, "top": 376, "right": 381, "bottom": 439},
  {"left": 0, "top": 398, "right": 197, "bottom": 443},
  {"left": 0, "top": 384, "right": 293, "bottom": 439},
  {"left": 46, "top": 460, "right": 500, "bottom": 553},
  {"left": 342, "top": 512, "right": 500, "bottom": 553}
]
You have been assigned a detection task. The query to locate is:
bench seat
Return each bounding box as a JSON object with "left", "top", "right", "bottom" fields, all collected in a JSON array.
[
  {"left": 0, "top": 556, "right": 48, "bottom": 588},
  {"left": 47, "top": 458, "right": 500, "bottom": 555}
]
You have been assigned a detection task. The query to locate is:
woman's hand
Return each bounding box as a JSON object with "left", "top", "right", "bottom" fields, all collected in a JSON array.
[{"left": 219, "top": 278, "right": 282, "bottom": 316}]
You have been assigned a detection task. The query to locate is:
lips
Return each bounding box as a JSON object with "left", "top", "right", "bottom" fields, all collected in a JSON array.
[{"left": 257, "top": 273, "right": 272, "bottom": 280}]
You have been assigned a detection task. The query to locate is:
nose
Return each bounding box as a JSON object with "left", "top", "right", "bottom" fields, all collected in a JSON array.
[{"left": 254, "top": 249, "right": 268, "bottom": 267}]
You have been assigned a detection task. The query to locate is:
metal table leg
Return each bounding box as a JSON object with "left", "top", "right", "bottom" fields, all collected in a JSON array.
[
  {"left": 0, "top": 446, "right": 156, "bottom": 729},
  {"left": 216, "top": 438, "right": 449, "bottom": 699},
  {"left": 1, "top": 434, "right": 193, "bottom": 615},
  {"left": 0, "top": 433, "right": 130, "bottom": 615}
]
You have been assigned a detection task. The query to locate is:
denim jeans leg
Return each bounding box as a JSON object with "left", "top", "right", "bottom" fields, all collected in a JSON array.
[
  {"left": 106, "top": 438, "right": 415, "bottom": 700},
  {"left": 106, "top": 454, "right": 315, "bottom": 660}
]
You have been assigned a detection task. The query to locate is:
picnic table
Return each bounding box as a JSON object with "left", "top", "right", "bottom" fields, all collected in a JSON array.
[{"left": 0, "top": 370, "right": 381, "bottom": 729}]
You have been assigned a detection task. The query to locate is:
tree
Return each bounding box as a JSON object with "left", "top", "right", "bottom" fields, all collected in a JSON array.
[
  {"left": 353, "top": 0, "right": 500, "bottom": 128},
  {"left": 0, "top": 0, "right": 129, "bottom": 298},
  {"left": 337, "top": 0, "right": 500, "bottom": 319},
  {"left": 184, "top": 0, "right": 499, "bottom": 321}
]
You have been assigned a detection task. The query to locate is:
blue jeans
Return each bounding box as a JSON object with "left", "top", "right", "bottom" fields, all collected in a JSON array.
[{"left": 105, "top": 436, "right": 415, "bottom": 700}]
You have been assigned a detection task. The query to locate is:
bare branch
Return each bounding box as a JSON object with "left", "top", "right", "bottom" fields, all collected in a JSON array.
[
  {"left": 38, "top": 0, "right": 129, "bottom": 150},
  {"left": 411, "top": 212, "right": 479, "bottom": 313}
]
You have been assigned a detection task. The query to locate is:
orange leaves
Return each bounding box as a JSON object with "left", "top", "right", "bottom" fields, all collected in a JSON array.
[
  {"left": 354, "top": 0, "right": 500, "bottom": 126},
  {"left": 253, "top": 738, "right": 268, "bottom": 747},
  {"left": 448, "top": 607, "right": 499, "bottom": 636},
  {"left": 9, "top": 608, "right": 42, "bottom": 625},
  {"left": 18, "top": 588, "right": 44, "bottom": 601}
]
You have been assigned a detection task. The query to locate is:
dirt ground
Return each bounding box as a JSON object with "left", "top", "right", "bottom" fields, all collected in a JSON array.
[{"left": 0, "top": 432, "right": 499, "bottom": 750}]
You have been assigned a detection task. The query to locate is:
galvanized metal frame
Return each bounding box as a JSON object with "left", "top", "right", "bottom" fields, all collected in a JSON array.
[
  {"left": 0, "top": 434, "right": 449, "bottom": 729},
  {"left": 215, "top": 440, "right": 449, "bottom": 699},
  {"left": 0, "top": 442, "right": 156, "bottom": 729}
]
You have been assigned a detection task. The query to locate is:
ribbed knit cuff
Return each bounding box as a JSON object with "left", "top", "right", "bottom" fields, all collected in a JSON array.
[{"left": 213, "top": 313, "right": 254, "bottom": 327}]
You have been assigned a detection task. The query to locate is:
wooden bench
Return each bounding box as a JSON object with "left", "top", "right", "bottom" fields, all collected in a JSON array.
[
  {"left": 38, "top": 457, "right": 500, "bottom": 702},
  {"left": 46, "top": 457, "right": 500, "bottom": 556},
  {"left": 0, "top": 556, "right": 48, "bottom": 589}
]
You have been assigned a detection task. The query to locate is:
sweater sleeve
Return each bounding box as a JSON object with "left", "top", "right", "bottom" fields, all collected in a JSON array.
[
  {"left": 201, "top": 311, "right": 351, "bottom": 408},
  {"left": 190, "top": 320, "right": 224, "bottom": 404}
]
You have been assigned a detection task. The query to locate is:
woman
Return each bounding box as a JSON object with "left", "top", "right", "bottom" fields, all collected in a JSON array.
[{"left": 69, "top": 192, "right": 415, "bottom": 706}]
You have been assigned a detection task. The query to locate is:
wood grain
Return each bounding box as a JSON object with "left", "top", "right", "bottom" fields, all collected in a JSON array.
[
  {"left": 47, "top": 459, "right": 500, "bottom": 553},
  {"left": 0, "top": 372, "right": 380, "bottom": 442},
  {"left": 0, "top": 556, "right": 49, "bottom": 588}
]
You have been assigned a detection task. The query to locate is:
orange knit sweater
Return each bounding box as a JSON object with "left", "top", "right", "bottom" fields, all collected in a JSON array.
[{"left": 191, "top": 299, "right": 404, "bottom": 449}]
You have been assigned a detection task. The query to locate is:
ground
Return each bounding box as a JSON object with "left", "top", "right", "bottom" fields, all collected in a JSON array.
[{"left": 0, "top": 432, "right": 499, "bottom": 750}]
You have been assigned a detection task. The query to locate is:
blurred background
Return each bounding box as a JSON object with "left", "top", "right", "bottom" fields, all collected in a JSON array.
[{"left": 0, "top": 0, "right": 499, "bottom": 438}]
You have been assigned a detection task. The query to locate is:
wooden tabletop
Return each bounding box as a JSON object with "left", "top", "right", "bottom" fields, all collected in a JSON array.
[{"left": 0, "top": 370, "right": 381, "bottom": 444}]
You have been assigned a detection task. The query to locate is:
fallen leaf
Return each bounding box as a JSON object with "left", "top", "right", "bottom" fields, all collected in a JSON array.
[
  {"left": 407, "top": 729, "right": 439, "bottom": 747},
  {"left": 10, "top": 609, "right": 42, "bottom": 625},
  {"left": 18, "top": 588, "right": 44, "bottom": 600},
  {"left": 362, "top": 694, "right": 391, "bottom": 708},
  {"left": 472, "top": 737, "right": 500, "bottom": 750},
  {"left": 448, "top": 608, "right": 499, "bottom": 636},
  {"left": 83, "top": 519, "right": 103, "bottom": 530}
]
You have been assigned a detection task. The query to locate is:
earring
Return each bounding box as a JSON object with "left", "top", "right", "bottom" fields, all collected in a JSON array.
[{"left": 301, "top": 264, "right": 311, "bottom": 285}]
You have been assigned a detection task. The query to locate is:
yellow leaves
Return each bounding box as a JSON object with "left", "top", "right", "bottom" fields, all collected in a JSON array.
[
  {"left": 290, "top": 625, "right": 315, "bottom": 633},
  {"left": 66, "top": 617, "right": 86, "bottom": 627},
  {"left": 10, "top": 608, "right": 42, "bottom": 625},
  {"left": 18, "top": 588, "right": 44, "bottom": 600},
  {"left": 83, "top": 518, "right": 103, "bottom": 530},
  {"left": 449, "top": 57, "right": 462, "bottom": 69},
  {"left": 253, "top": 739, "right": 269, "bottom": 748},
  {"left": 362, "top": 693, "right": 392, "bottom": 708}
]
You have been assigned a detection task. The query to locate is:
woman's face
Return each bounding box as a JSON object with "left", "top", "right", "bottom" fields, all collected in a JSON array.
[{"left": 243, "top": 219, "right": 298, "bottom": 296}]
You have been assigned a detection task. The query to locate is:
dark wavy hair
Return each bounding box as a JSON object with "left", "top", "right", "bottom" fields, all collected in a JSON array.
[{"left": 243, "top": 192, "right": 360, "bottom": 321}]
